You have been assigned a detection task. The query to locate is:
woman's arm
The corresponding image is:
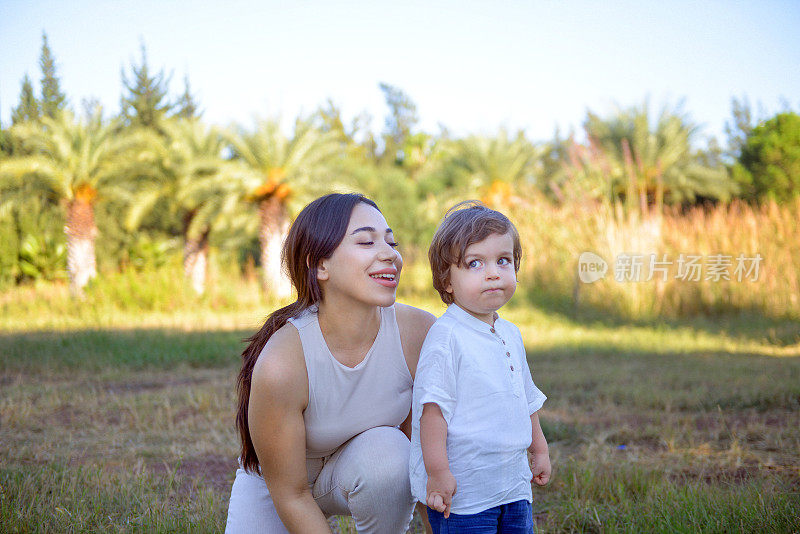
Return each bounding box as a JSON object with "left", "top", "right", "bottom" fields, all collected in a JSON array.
[{"left": 248, "top": 326, "right": 331, "bottom": 533}]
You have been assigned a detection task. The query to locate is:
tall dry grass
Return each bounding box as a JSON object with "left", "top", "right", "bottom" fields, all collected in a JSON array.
[{"left": 506, "top": 190, "right": 799, "bottom": 321}]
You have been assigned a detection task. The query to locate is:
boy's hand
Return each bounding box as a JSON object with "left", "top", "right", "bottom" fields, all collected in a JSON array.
[
  {"left": 426, "top": 469, "right": 457, "bottom": 518},
  {"left": 529, "top": 451, "right": 551, "bottom": 486}
]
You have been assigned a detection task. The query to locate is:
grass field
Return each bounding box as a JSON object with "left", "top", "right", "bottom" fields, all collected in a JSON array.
[{"left": 2, "top": 293, "right": 799, "bottom": 532}]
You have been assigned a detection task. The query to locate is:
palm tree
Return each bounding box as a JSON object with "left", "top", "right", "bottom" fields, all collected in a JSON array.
[
  {"left": 0, "top": 111, "right": 144, "bottom": 295},
  {"left": 126, "top": 118, "right": 249, "bottom": 294},
  {"left": 582, "top": 102, "right": 736, "bottom": 212},
  {"left": 445, "top": 129, "right": 543, "bottom": 207},
  {"left": 229, "top": 117, "right": 341, "bottom": 297}
]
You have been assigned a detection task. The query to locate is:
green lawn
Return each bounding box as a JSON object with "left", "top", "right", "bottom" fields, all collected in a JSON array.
[{"left": 1, "top": 299, "right": 799, "bottom": 532}]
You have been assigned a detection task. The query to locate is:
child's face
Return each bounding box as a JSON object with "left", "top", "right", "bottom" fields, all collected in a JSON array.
[{"left": 445, "top": 231, "right": 517, "bottom": 325}]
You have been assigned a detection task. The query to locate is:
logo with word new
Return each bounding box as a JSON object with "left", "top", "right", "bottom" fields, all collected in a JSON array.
[{"left": 578, "top": 252, "right": 608, "bottom": 283}]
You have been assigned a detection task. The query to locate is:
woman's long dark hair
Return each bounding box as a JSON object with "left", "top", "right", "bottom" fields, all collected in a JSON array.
[{"left": 236, "top": 193, "right": 380, "bottom": 473}]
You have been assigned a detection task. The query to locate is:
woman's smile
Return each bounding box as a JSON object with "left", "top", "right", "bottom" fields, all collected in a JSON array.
[{"left": 370, "top": 268, "right": 398, "bottom": 287}]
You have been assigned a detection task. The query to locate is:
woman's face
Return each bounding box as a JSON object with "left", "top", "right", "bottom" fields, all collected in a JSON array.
[{"left": 317, "top": 202, "right": 403, "bottom": 307}]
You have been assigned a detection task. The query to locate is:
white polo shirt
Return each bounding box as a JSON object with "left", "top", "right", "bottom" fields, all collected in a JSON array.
[{"left": 409, "top": 304, "right": 547, "bottom": 515}]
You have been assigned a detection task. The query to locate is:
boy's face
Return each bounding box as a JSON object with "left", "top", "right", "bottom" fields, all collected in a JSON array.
[{"left": 445, "top": 231, "right": 517, "bottom": 325}]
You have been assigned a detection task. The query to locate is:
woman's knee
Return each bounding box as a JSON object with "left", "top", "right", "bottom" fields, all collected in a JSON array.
[
  {"left": 226, "top": 468, "right": 289, "bottom": 533},
  {"left": 341, "top": 426, "right": 412, "bottom": 494}
]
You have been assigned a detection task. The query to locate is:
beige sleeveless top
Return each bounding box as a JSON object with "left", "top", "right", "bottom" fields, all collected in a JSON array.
[{"left": 287, "top": 305, "right": 413, "bottom": 459}]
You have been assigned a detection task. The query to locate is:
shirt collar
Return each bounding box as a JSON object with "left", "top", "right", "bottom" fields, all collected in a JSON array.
[{"left": 445, "top": 303, "right": 500, "bottom": 333}]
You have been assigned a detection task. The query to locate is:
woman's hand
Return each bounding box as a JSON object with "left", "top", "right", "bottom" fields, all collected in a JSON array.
[{"left": 426, "top": 468, "right": 457, "bottom": 518}]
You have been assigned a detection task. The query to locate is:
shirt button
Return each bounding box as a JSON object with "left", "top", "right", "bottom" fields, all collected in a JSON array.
[
  {"left": 506, "top": 352, "right": 511, "bottom": 357},
  {"left": 502, "top": 340, "right": 505, "bottom": 344},
  {"left": 490, "top": 328, "right": 496, "bottom": 333},
  {"left": 510, "top": 365, "right": 515, "bottom": 371}
]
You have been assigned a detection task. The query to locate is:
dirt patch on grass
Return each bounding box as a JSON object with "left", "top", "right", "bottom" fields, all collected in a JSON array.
[
  {"left": 104, "top": 376, "right": 208, "bottom": 393},
  {"left": 693, "top": 410, "right": 793, "bottom": 432},
  {"left": 670, "top": 465, "right": 757, "bottom": 485},
  {"left": 147, "top": 453, "right": 237, "bottom": 494},
  {"left": 52, "top": 404, "right": 82, "bottom": 426}
]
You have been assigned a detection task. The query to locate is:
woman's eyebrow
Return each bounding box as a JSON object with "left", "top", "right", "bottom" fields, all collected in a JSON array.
[{"left": 350, "top": 226, "right": 393, "bottom": 235}]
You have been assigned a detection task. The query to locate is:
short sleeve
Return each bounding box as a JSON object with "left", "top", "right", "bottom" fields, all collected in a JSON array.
[
  {"left": 414, "top": 341, "right": 457, "bottom": 425},
  {"left": 511, "top": 324, "right": 546, "bottom": 414},
  {"left": 522, "top": 358, "right": 547, "bottom": 414}
]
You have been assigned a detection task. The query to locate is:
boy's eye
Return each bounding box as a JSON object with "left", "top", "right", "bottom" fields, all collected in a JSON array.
[
  {"left": 467, "top": 259, "right": 482, "bottom": 268},
  {"left": 498, "top": 257, "right": 512, "bottom": 265}
]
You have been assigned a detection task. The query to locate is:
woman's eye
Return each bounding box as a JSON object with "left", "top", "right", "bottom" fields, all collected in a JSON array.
[
  {"left": 388, "top": 242, "right": 399, "bottom": 248},
  {"left": 358, "top": 241, "right": 374, "bottom": 246}
]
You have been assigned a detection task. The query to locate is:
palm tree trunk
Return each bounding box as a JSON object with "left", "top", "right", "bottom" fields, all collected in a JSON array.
[
  {"left": 65, "top": 198, "right": 97, "bottom": 296},
  {"left": 183, "top": 231, "right": 209, "bottom": 295},
  {"left": 258, "top": 196, "right": 291, "bottom": 298}
]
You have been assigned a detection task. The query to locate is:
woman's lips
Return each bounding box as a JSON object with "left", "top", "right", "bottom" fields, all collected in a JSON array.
[
  {"left": 370, "top": 276, "right": 398, "bottom": 288},
  {"left": 369, "top": 270, "right": 398, "bottom": 288}
]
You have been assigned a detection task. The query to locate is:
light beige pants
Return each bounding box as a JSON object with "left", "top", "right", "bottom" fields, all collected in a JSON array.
[{"left": 225, "top": 426, "right": 416, "bottom": 533}]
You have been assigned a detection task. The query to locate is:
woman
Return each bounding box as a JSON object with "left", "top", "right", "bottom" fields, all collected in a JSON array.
[{"left": 226, "top": 193, "right": 435, "bottom": 533}]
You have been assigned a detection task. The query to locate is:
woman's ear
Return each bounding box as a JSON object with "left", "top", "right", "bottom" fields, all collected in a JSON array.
[{"left": 316, "top": 258, "right": 330, "bottom": 281}]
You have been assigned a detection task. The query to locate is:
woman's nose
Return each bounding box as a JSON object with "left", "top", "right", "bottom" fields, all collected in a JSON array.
[{"left": 378, "top": 242, "right": 397, "bottom": 261}]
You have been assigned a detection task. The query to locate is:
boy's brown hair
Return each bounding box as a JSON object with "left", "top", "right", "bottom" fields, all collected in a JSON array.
[{"left": 428, "top": 200, "right": 522, "bottom": 304}]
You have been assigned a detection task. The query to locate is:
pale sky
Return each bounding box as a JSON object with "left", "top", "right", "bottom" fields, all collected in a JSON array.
[{"left": 1, "top": 0, "right": 798, "bottom": 146}]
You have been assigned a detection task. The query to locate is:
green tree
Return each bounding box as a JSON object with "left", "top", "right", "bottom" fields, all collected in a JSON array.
[
  {"left": 582, "top": 102, "right": 736, "bottom": 211},
  {"left": 11, "top": 74, "right": 40, "bottom": 125},
  {"left": 1, "top": 112, "right": 145, "bottom": 295},
  {"left": 379, "top": 82, "right": 419, "bottom": 166},
  {"left": 175, "top": 75, "right": 201, "bottom": 119},
  {"left": 229, "top": 117, "right": 342, "bottom": 297},
  {"left": 313, "top": 98, "right": 372, "bottom": 158},
  {"left": 126, "top": 119, "right": 247, "bottom": 294},
  {"left": 724, "top": 96, "right": 754, "bottom": 162},
  {"left": 120, "top": 44, "right": 173, "bottom": 131},
  {"left": 39, "top": 32, "right": 68, "bottom": 119},
  {"left": 437, "top": 129, "right": 541, "bottom": 207},
  {"left": 0, "top": 106, "right": 10, "bottom": 156},
  {"left": 733, "top": 112, "right": 800, "bottom": 202}
]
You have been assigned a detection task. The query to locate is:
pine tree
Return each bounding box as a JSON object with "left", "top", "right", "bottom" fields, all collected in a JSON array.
[
  {"left": 11, "top": 74, "right": 40, "bottom": 124},
  {"left": 174, "top": 75, "right": 201, "bottom": 119},
  {"left": 120, "top": 44, "right": 173, "bottom": 130},
  {"left": 39, "top": 32, "right": 67, "bottom": 118}
]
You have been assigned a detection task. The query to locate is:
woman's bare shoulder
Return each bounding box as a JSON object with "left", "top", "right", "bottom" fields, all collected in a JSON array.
[
  {"left": 251, "top": 323, "right": 307, "bottom": 405},
  {"left": 395, "top": 303, "right": 436, "bottom": 374},
  {"left": 395, "top": 302, "right": 436, "bottom": 333}
]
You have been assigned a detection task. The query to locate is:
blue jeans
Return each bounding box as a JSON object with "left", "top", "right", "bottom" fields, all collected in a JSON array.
[{"left": 426, "top": 499, "right": 534, "bottom": 533}]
